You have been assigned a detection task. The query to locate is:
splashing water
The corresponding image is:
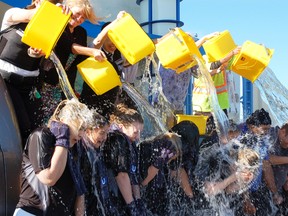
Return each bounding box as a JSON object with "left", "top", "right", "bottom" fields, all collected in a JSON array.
[
  {"left": 122, "top": 55, "right": 176, "bottom": 137},
  {"left": 122, "top": 82, "right": 167, "bottom": 138},
  {"left": 49, "top": 51, "right": 77, "bottom": 100},
  {"left": 254, "top": 67, "right": 288, "bottom": 126},
  {"left": 137, "top": 56, "right": 175, "bottom": 124},
  {"left": 195, "top": 56, "right": 230, "bottom": 142}
]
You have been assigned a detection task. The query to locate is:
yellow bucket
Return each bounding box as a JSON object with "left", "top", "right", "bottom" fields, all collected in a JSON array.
[
  {"left": 77, "top": 57, "right": 122, "bottom": 95},
  {"left": 156, "top": 28, "right": 203, "bottom": 74},
  {"left": 231, "top": 40, "right": 274, "bottom": 83},
  {"left": 202, "top": 30, "right": 237, "bottom": 62},
  {"left": 21, "top": 1, "right": 71, "bottom": 58},
  {"left": 108, "top": 12, "right": 155, "bottom": 65},
  {"left": 176, "top": 114, "right": 208, "bottom": 135}
]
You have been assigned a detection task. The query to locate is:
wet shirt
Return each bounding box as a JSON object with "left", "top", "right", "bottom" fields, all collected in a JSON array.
[
  {"left": 269, "top": 126, "right": 288, "bottom": 190},
  {"left": 16, "top": 127, "right": 77, "bottom": 215},
  {"left": 103, "top": 130, "right": 140, "bottom": 185},
  {"left": 78, "top": 139, "right": 119, "bottom": 216},
  {"left": 238, "top": 133, "right": 270, "bottom": 191},
  {"left": 138, "top": 140, "right": 167, "bottom": 189}
]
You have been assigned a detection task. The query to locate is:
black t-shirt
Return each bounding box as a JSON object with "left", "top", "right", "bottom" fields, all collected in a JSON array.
[
  {"left": 16, "top": 127, "right": 77, "bottom": 215},
  {"left": 42, "top": 26, "right": 85, "bottom": 86},
  {"left": 79, "top": 48, "right": 122, "bottom": 119}
]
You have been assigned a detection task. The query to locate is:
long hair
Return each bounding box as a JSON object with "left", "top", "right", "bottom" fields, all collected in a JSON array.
[
  {"left": 64, "top": 0, "right": 101, "bottom": 24},
  {"left": 48, "top": 99, "right": 92, "bottom": 128}
]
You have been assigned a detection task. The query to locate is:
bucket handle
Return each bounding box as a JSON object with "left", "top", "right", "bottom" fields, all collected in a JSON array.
[
  {"left": 169, "top": 28, "right": 184, "bottom": 45},
  {"left": 260, "top": 43, "right": 272, "bottom": 57},
  {"left": 175, "top": 60, "right": 195, "bottom": 73}
]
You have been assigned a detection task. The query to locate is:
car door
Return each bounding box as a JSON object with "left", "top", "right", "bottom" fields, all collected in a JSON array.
[{"left": 0, "top": 75, "right": 22, "bottom": 216}]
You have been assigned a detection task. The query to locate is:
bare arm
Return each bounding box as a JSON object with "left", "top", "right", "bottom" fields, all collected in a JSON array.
[
  {"left": 74, "top": 195, "right": 85, "bottom": 216},
  {"left": 219, "top": 46, "right": 241, "bottom": 64},
  {"left": 141, "top": 165, "right": 159, "bottom": 186},
  {"left": 204, "top": 173, "right": 237, "bottom": 196},
  {"left": 132, "top": 185, "right": 141, "bottom": 200},
  {"left": 115, "top": 172, "right": 134, "bottom": 204},
  {"left": 195, "top": 32, "right": 220, "bottom": 48},
  {"left": 8, "top": 8, "right": 37, "bottom": 23},
  {"left": 262, "top": 159, "right": 283, "bottom": 204},
  {"left": 71, "top": 43, "right": 106, "bottom": 61},
  {"left": 269, "top": 155, "right": 288, "bottom": 165},
  {"left": 36, "top": 146, "right": 68, "bottom": 186},
  {"left": 173, "top": 168, "right": 194, "bottom": 198},
  {"left": 93, "top": 11, "right": 126, "bottom": 49},
  {"left": 263, "top": 160, "right": 278, "bottom": 194}
]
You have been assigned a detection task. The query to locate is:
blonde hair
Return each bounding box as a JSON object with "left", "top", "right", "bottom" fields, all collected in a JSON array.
[
  {"left": 237, "top": 148, "right": 259, "bottom": 168},
  {"left": 48, "top": 99, "right": 92, "bottom": 128},
  {"left": 64, "top": 0, "right": 101, "bottom": 24},
  {"left": 110, "top": 103, "right": 143, "bottom": 127},
  {"left": 163, "top": 132, "right": 182, "bottom": 159},
  {"left": 148, "top": 132, "right": 182, "bottom": 161}
]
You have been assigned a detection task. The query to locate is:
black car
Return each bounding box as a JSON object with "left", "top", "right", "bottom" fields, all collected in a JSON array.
[{"left": 0, "top": 75, "right": 22, "bottom": 215}]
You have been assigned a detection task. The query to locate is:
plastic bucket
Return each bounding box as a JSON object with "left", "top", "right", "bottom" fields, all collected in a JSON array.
[
  {"left": 108, "top": 12, "right": 155, "bottom": 65},
  {"left": 156, "top": 28, "right": 203, "bottom": 74},
  {"left": 202, "top": 30, "right": 237, "bottom": 62},
  {"left": 77, "top": 57, "right": 122, "bottom": 95},
  {"left": 176, "top": 114, "right": 208, "bottom": 135},
  {"left": 231, "top": 40, "right": 274, "bottom": 83},
  {"left": 21, "top": 1, "right": 71, "bottom": 58}
]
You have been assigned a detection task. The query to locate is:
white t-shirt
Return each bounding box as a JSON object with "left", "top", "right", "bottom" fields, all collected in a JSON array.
[
  {"left": 1, "top": 7, "right": 22, "bottom": 30},
  {"left": 0, "top": 7, "right": 39, "bottom": 77}
]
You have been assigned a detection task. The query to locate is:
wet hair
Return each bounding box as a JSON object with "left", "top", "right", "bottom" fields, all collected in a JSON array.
[
  {"left": 86, "top": 109, "right": 109, "bottom": 129},
  {"left": 246, "top": 108, "right": 271, "bottom": 127},
  {"left": 166, "top": 132, "right": 182, "bottom": 159},
  {"left": 171, "top": 120, "right": 199, "bottom": 151},
  {"left": 171, "top": 120, "right": 200, "bottom": 166},
  {"left": 110, "top": 103, "right": 143, "bottom": 127},
  {"left": 237, "top": 148, "right": 259, "bottom": 168},
  {"left": 154, "top": 132, "right": 182, "bottom": 158},
  {"left": 228, "top": 119, "right": 240, "bottom": 132},
  {"left": 281, "top": 123, "right": 288, "bottom": 136},
  {"left": 64, "top": 0, "right": 101, "bottom": 24},
  {"left": 48, "top": 99, "right": 92, "bottom": 128}
]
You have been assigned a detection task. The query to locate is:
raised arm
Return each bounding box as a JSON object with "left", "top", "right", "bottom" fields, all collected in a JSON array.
[
  {"left": 92, "top": 11, "right": 126, "bottom": 49},
  {"left": 35, "top": 146, "right": 68, "bottom": 186},
  {"left": 195, "top": 32, "right": 220, "bottom": 48}
]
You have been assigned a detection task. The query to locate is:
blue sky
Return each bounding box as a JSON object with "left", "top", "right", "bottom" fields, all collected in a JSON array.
[{"left": 180, "top": 0, "right": 288, "bottom": 88}]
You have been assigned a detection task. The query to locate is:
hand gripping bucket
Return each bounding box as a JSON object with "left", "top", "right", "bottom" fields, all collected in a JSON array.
[
  {"left": 231, "top": 40, "right": 274, "bottom": 83},
  {"left": 107, "top": 12, "right": 155, "bottom": 65},
  {"left": 176, "top": 114, "right": 208, "bottom": 135},
  {"left": 21, "top": 1, "right": 71, "bottom": 58},
  {"left": 202, "top": 30, "right": 237, "bottom": 62},
  {"left": 77, "top": 57, "right": 122, "bottom": 95},
  {"left": 155, "top": 28, "right": 203, "bottom": 74}
]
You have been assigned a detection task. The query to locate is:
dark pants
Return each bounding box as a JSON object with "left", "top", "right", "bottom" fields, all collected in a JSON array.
[{"left": 0, "top": 70, "right": 43, "bottom": 147}]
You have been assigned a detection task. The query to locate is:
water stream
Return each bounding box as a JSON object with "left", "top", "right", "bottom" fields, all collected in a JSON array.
[
  {"left": 49, "top": 51, "right": 77, "bottom": 100},
  {"left": 255, "top": 67, "right": 288, "bottom": 126}
]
